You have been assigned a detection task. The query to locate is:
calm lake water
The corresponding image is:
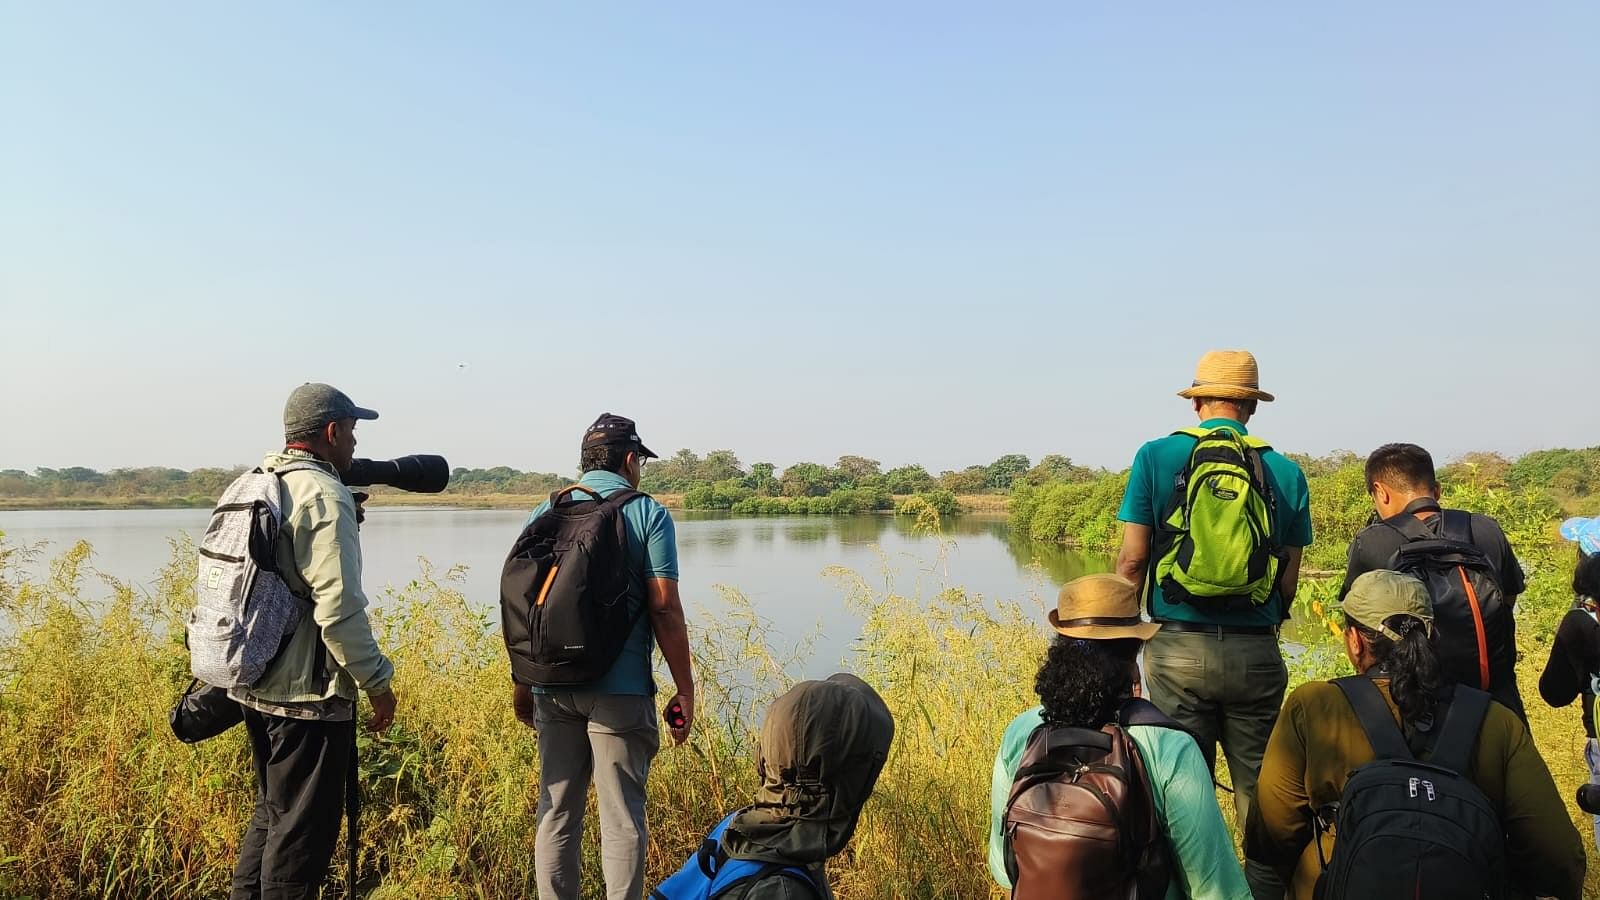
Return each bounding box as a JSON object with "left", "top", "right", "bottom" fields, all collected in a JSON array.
[{"left": 0, "top": 508, "right": 1115, "bottom": 667}]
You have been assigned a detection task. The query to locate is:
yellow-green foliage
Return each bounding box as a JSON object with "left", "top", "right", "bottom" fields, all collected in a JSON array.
[
  {"left": 3, "top": 516, "right": 1598, "bottom": 899},
  {"left": 1009, "top": 474, "right": 1130, "bottom": 549},
  {"left": 0, "top": 536, "right": 1043, "bottom": 899}
]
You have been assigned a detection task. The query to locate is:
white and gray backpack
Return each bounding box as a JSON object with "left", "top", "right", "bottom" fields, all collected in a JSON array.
[{"left": 188, "top": 463, "right": 318, "bottom": 688}]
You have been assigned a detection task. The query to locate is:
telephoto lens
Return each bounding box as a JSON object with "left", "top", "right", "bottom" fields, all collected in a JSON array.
[
  {"left": 1576, "top": 784, "right": 1600, "bottom": 815},
  {"left": 342, "top": 455, "right": 451, "bottom": 493}
]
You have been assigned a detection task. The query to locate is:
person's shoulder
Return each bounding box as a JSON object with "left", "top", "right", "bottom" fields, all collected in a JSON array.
[
  {"left": 735, "top": 869, "right": 827, "bottom": 900},
  {"left": 271, "top": 458, "right": 350, "bottom": 509},
  {"left": 1140, "top": 431, "right": 1192, "bottom": 453},
  {"left": 629, "top": 490, "right": 670, "bottom": 514},
  {"left": 1466, "top": 511, "right": 1511, "bottom": 542},
  {"left": 1285, "top": 679, "right": 1342, "bottom": 711},
  {"left": 1476, "top": 695, "right": 1531, "bottom": 753},
  {"left": 1126, "top": 720, "right": 1203, "bottom": 765},
  {"left": 1003, "top": 706, "right": 1045, "bottom": 741}
]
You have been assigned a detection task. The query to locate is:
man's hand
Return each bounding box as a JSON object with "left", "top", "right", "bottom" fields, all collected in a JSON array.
[
  {"left": 667, "top": 692, "right": 694, "bottom": 745},
  {"left": 367, "top": 688, "right": 397, "bottom": 733},
  {"left": 512, "top": 682, "right": 537, "bottom": 729}
]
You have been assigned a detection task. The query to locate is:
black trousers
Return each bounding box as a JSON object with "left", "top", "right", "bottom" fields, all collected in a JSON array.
[{"left": 230, "top": 708, "right": 355, "bottom": 900}]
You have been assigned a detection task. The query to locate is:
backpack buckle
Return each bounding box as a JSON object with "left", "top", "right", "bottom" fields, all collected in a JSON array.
[{"left": 1408, "top": 777, "right": 1418, "bottom": 798}]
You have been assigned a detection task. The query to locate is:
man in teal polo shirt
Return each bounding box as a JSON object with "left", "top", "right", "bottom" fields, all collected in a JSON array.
[
  {"left": 511, "top": 413, "right": 695, "bottom": 900},
  {"left": 1115, "top": 350, "right": 1312, "bottom": 900}
]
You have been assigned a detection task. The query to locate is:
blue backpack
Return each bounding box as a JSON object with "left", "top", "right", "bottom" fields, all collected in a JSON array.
[{"left": 650, "top": 811, "right": 820, "bottom": 900}]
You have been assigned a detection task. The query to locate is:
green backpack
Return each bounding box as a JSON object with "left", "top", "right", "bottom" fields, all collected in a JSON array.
[{"left": 1151, "top": 427, "right": 1282, "bottom": 613}]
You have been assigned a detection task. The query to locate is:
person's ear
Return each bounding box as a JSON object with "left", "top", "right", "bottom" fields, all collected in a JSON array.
[
  {"left": 1344, "top": 625, "right": 1367, "bottom": 663},
  {"left": 1371, "top": 482, "right": 1389, "bottom": 507},
  {"left": 323, "top": 420, "right": 339, "bottom": 446}
]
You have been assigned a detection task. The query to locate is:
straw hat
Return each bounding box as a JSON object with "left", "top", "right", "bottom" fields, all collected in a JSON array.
[
  {"left": 1176, "top": 350, "right": 1276, "bottom": 403},
  {"left": 1047, "top": 573, "right": 1160, "bottom": 641}
]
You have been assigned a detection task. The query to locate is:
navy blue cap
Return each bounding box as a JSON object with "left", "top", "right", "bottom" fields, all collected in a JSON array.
[{"left": 583, "top": 413, "right": 658, "bottom": 459}]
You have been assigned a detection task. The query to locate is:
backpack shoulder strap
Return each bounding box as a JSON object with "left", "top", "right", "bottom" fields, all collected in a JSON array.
[
  {"left": 1438, "top": 509, "right": 1476, "bottom": 546},
  {"left": 1172, "top": 426, "right": 1210, "bottom": 440},
  {"left": 604, "top": 488, "right": 646, "bottom": 508},
  {"left": 1427, "top": 687, "right": 1491, "bottom": 774},
  {"left": 1333, "top": 676, "right": 1413, "bottom": 760},
  {"left": 1118, "top": 697, "right": 1187, "bottom": 732},
  {"left": 1381, "top": 510, "right": 1433, "bottom": 543},
  {"left": 551, "top": 484, "right": 604, "bottom": 505}
]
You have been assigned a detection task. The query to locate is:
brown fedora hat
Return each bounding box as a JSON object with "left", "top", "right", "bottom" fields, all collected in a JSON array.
[
  {"left": 1047, "top": 573, "right": 1160, "bottom": 641},
  {"left": 1176, "top": 349, "right": 1276, "bottom": 402}
]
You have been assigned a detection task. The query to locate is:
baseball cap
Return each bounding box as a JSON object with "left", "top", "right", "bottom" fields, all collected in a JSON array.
[
  {"left": 283, "top": 383, "right": 379, "bottom": 434},
  {"left": 583, "top": 413, "right": 658, "bottom": 459},
  {"left": 1339, "top": 570, "right": 1433, "bottom": 642}
]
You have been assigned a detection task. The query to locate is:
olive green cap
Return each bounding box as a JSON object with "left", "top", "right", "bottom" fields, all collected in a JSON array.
[
  {"left": 1339, "top": 569, "right": 1433, "bottom": 642},
  {"left": 283, "top": 383, "right": 379, "bottom": 435}
]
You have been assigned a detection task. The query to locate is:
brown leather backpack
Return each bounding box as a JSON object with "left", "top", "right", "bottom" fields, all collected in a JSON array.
[{"left": 1002, "top": 698, "right": 1177, "bottom": 900}]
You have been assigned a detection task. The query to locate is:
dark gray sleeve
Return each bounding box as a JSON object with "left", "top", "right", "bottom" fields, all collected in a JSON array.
[
  {"left": 1492, "top": 521, "right": 1527, "bottom": 599},
  {"left": 1339, "top": 531, "right": 1368, "bottom": 602},
  {"left": 735, "top": 874, "right": 825, "bottom": 900}
]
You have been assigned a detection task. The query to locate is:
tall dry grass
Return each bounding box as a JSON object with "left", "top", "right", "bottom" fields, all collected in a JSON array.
[{"left": 1, "top": 518, "right": 1595, "bottom": 898}]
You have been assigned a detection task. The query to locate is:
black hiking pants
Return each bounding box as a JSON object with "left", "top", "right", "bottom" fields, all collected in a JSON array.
[{"left": 230, "top": 708, "right": 355, "bottom": 900}]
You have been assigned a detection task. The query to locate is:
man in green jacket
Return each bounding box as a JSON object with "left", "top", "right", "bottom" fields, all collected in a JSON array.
[{"left": 228, "top": 383, "right": 398, "bottom": 900}]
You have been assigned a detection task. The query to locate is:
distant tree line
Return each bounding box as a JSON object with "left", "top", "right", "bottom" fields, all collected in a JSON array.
[
  {"left": 9, "top": 448, "right": 1593, "bottom": 531},
  {"left": 0, "top": 465, "right": 566, "bottom": 503},
  {"left": 1010, "top": 446, "right": 1600, "bottom": 561},
  {"left": 638, "top": 449, "right": 1106, "bottom": 513}
]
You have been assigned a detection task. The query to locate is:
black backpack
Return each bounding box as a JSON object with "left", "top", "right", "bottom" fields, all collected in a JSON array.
[
  {"left": 501, "top": 485, "right": 645, "bottom": 687},
  {"left": 1002, "top": 699, "right": 1180, "bottom": 900},
  {"left": 1382, "top": 504, "right": 1521, "bottom": 718},
  {"left": 1315, "top": 677, "right": 1504, "bottom": 900}
]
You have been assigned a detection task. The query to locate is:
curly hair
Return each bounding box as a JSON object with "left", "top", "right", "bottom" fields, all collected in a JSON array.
[
  {"left": 1034, "top": 635, "right": 1142, "bottom": 728},
  {"left": 580, "top": 443, "right": 630, "bottom": 475}
]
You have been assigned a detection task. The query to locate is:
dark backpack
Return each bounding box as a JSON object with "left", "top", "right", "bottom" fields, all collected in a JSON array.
[
  {"left": 649, "top": 810, "right": 820, "bottom": 900},
  {"left": 501, "top": 485, "right": 645, "bottom": 687},
  {"left": 1315, "top": 677, "right": 1504, "bottom": 900},
  {"left": 1382, "top": 506, "right": 1521, "bottom": 717},
  {"left": 1002, "top": 699, "right": 1178, "bottom": 900}
]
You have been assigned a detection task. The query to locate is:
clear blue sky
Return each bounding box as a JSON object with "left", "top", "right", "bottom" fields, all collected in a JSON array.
[{"left": 3, "top": 2, "right": 1596, "bottom": 476}]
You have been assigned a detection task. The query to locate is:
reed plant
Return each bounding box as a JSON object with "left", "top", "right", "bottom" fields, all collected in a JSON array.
[{"left": 2, "top": 524, "right": 1597, "bottom": 898}]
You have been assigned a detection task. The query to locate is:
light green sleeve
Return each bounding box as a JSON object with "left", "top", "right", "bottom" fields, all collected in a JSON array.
[
  {"left": 989, "top": 707, "right": 1043, "bottom": 889},
  {"left": 1131, "top": 726, "right": 1251, "bottom": 900},
  {"left": 294, "top": 478, "right": 393, "bottom": 695}
]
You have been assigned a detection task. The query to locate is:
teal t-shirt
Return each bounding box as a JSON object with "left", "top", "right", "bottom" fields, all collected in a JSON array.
[
  {"left": 1117, "top": 419, "right": 1313, "bottom": 627},
  {"left": 989, "top": 706, "right": 1251, "bottom": 900},
  {"left": 525, "top": 469, "right": 679, "bottom": 696}
]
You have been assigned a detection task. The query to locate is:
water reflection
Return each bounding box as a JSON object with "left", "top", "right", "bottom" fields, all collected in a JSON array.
[{"left": 3, "top": 509, "right": 1127, "bottom": 672}]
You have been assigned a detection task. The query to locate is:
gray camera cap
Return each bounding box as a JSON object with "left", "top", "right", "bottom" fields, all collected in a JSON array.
[{"left": 283, "top": 383, "right": 379, "bottom": 434}]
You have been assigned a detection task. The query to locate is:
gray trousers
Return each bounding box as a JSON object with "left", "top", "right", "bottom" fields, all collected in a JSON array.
[
  {"left": 1144, "top": 629, "right": 1287, "bottom": 900},
  {"left": 533, "top": 692, "right": 660, "bottom": 900}
]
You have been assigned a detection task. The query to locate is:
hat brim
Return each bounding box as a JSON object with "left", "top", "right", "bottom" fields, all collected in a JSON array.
[
  {"left": 1176, "top": 385, "right": 1275, "bottom": 402},
  {"left": 1048, "top": 609, "right": 1160, "bottom": 642},
  {"left": 636, "top": 442, "right": 659, "bottom": 459},
  {"left": 350, "top": 406, "right": 380, "bottom": 421}
]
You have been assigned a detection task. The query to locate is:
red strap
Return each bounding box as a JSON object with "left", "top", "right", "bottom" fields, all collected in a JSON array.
[{"left": 1457, "top": 565, "right": 1491, "bottom": 690}]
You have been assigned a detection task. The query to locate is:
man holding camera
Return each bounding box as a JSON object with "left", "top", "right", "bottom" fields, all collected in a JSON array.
[{"left": 228, "top": 383, "right": 398, "bottom": 900}]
